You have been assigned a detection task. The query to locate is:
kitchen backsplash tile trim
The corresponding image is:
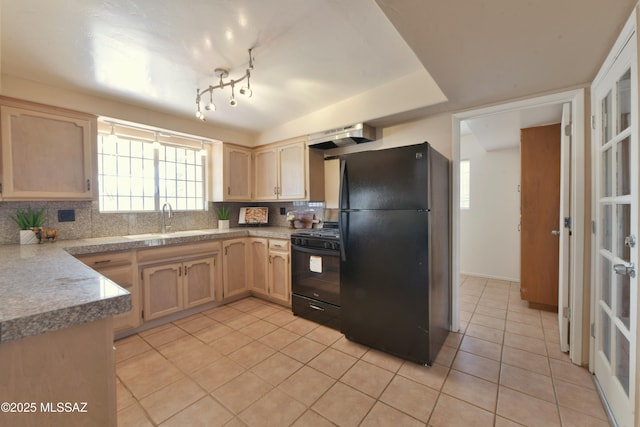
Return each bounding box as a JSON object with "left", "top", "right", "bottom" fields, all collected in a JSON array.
[{"left": 0, "top": 200, "right": 325, "bottom": 244}]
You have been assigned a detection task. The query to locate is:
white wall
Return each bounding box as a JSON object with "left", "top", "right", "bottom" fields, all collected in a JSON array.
[
  {"left": 0, "top": 76, "right": 255, "bottom": 146},
  {"left": 257, "top": 70, "right": 447, "bottom": 146},
  {"left": 460, "top": 133, "right": 520, "bottom": 281},
  {"left": 323, "top": 113, "right": 452, "bottom": 160}
]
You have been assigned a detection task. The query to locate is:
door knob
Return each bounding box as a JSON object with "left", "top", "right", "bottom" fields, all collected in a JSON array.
[
  {"left": 613, "top": 263, "right": 636, "bottom": 278},
  {"left": 551, "top": 230, "right": 561, "bottom": 236},
  {"left": 625, "top": 235, "right": 636, "bottom": 248}
]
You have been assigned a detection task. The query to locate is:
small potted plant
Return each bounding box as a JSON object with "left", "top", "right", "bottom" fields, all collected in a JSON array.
[
  {"left": 10, "top": 207, "right": 45, "bottom": 244},
  {"left": 216, "top": 206, "right": 230, "bottom": 229}
]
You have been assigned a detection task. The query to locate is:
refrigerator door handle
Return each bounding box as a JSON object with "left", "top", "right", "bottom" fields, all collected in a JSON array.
[
  {"left": 339, "top": 211, "right": 347, "bottom": 262},
  {"left": 339, "top": 159, "right": 348, "bottom": 262},
  {"left": 339, "top": 159, "right": 348, "bottom": 210}
]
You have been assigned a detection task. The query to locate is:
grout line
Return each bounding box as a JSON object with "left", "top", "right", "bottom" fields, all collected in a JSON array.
[{"left": 117, "top": 291, "right": 604, "bottom": 426}]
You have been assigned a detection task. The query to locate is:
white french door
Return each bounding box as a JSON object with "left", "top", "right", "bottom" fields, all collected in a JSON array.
[
  {"left": 558, "top": 102, "right": 572, "bottom": 353},
  {"left": 591, "top": 14, "right": 637, "bottom": 427}
]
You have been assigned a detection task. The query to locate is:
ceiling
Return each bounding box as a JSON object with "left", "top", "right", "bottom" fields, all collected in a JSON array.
[
  {"left": 1, "top": 0, "right": 432, "bottom": 134},
  {"left": 462, "top": 104, "right": 564, "bottom": 151},
  {"left": 1, "top": 0, "right": 638, "bottom": 139},
  {"left": 375, "top": 0, "right": 636, "bottom": 151}
]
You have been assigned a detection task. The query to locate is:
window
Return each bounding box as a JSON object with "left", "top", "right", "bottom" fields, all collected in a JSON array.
[
  {"left": 460, "top": 159, "right": 470, "bottom": 210},
  {"left": 97, "top": 133, "right": 206, "bottom": 212},
  {"left": 158, "top": 145, "right": 205, "bottom": 210}
]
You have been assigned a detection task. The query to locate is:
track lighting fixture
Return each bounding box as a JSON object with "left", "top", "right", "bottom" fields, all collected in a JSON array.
[{"left": 195, "top": 48, "right": 254, "bottom": 120}]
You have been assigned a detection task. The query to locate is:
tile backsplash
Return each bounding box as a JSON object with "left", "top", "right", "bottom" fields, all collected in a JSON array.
[{"left": 0, "top": 200, "right": 325, "bottom": 245}]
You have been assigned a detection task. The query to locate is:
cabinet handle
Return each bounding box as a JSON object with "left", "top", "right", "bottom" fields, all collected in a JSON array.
[
  {"left": 269, "top": 255, "right": 272, "bottom": 264},
  {"left": 94, "top": 259, "right": 111, "bottom": 265},
  {"left": 227, "top": 186, "right": 231, "bottom": 195},
  {"left": 178, "top": 266, "right": 182, "bottom": 276},
  {"left": 184, "top": 266, "right": 188, "bottom": 276},
  {"left": 87, "top": 179, "right": 91, "bottom": 191},
  {"left": 274, "top": 186, "right": 278, "bottom": 195}
]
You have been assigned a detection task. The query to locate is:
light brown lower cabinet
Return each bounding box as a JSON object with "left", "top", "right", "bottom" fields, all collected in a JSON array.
[
  {"left": 142, "top": 256, "right": 218, "bottom": 321},
  {"left": 76, "top": 250, "right": 140, "bottom": 334},
  {"left": 249, "top": 238, "right": 269, "bottom": 296},
  {"left": 268, "top": 239, "right": 291, "bottom": 304},
  {"left": 77, "top": 236, "right": 290, "bottom": 334},
  {"left": 222, "top": 238, "right": 249, "bottom": 299},
  {"left": 249, "top": 238, "right": 291, "bottom": 305}
]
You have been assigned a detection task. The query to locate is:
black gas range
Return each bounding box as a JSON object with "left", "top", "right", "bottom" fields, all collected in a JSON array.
[
  {"left": 291, "top": 227, "right": 340, "bottom": 249},
  {"left": 290, "top": 224, "right": 341, "bottom": 330}
]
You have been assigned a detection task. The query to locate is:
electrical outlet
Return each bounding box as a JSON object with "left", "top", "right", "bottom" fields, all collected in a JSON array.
[
  {"left": 280, "top": 207, "right": 286, "bottom": 215},
  {"left": 58, "top": 209, "right": 75, "bottom": 222}
]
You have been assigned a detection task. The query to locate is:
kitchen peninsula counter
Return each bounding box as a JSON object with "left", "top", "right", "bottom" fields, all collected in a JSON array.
[
  {"left": 0, "top": 226, "right": 293, "bottom": 427},
  {"left": 0, "top": 226, "right": 293, "bottom": 343}
]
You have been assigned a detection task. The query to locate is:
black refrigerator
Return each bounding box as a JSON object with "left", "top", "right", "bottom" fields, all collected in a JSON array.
[{"left": 339, "top": 142, "right": 450, "bottom": 366}]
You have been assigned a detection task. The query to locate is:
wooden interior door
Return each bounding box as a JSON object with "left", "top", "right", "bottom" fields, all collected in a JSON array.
[{"left": 520, "top": 123, "right": 561, "bottom": 308}]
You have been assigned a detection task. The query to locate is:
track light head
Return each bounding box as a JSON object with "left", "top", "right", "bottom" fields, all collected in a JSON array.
[{"left": 195, "top": 48, "right": 255, "bottom": 118}]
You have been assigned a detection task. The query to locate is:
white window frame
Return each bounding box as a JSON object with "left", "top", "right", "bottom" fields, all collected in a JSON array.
[{"left": 97, "top": 120, "right": 210, "bottom": 213}]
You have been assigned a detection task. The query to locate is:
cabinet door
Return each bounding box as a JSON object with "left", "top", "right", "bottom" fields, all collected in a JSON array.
[
  {"left": 269, "top": 250, "right": 290, "bottom": 304},
  {"left": 94, "top": 264, "right": 141, "bottom": 333},
  {"left": 183, "top": 257, "right": 217, "bottom": 309},
  {"left": 142, "top": 263, "right": 183, "bottom": 320},
  {"left": 324, "top": 158, "right": 340, "bottom": 209},
  {"left": 0, "top": 103, "right": 94, "bottom": 200},
  {"left": 222, "top": 239, "right": 248, "bottom": 299},
  {"left": 278, "top": 142, "right": 307, "bottom": 200},
  {"left": 249, "top": 238, "right": 268, "bottom": 295},
  {"left": 254, "top": 148, "right": 278, "bottom": 201},
  {"left": 224, "top": 146, "right": 252, "bottom": 200}
]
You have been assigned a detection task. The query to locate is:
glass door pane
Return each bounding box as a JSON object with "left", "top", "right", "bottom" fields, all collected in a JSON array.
[
  {"left": 593, "top": 40, "right": 636, "bottom": 427},
  {"left": 602, "top": 90, "right": 613, "bottom": 144},
  {"left": 617, "top": 69, "right": 631, "bottom": 132}
]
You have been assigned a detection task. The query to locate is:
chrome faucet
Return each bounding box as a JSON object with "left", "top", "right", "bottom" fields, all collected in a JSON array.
[{"left": 161, "top": 203, "right": 173, "bottom": 234}]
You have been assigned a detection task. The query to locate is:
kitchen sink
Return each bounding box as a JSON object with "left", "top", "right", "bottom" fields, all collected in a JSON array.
[{"left": 123, "top": 230, "right": 215, "bottom": 240}]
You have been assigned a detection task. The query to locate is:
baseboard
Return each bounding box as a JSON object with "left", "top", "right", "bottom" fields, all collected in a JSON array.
[{"left": 460, "top": 271, "right": 519, "bottom": 283}]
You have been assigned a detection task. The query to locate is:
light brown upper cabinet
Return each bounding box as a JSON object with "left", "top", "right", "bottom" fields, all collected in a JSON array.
[
  {"left": 254, "top": 138, "right": 324, "bottom": 201},
  {"left": 211, "top": 143, "right": 252, "bottom": 201},
  {"left": 254, "top": 148, "right": 278, "bottom": 200},
  {"left": 324, "top": 158, "right": 340, "bottom": 209},
  {"left": 0, "top": 96, "right": 96, "bottom": 200}
]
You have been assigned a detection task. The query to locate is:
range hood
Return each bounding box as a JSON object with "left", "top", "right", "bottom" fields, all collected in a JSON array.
[{"left": 307, "top": 123, "right": 375, "bottom": 149}]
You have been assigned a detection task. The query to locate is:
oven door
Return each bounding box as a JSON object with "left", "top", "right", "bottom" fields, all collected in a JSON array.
[{"left": 291, "top": 244, "right": 340, "bottom": 307}]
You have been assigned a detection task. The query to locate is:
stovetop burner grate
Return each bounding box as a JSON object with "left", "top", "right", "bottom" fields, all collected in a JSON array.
[{"left": 291, "top": 228, "right": 340, "bottom": 239}]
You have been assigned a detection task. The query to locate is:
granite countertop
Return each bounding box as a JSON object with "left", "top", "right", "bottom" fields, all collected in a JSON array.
[{"left": 0, "top": 227, "right": 293, "bottom": 344}]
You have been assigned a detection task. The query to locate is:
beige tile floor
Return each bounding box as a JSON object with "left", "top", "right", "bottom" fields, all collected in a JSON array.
[{"left": 116, "top": 276, "right": 611, "bottom": 426}]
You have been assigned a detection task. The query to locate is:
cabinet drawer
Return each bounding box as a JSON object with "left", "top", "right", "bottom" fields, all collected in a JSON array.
[
  {"left": 95, "top": 265, "right": 136, "bottom": 289},
  {"left": 137, "top": 240, "right": 221, "bottom": 265},
  {"left": 77, "top": 250, "right": 134, "bottom": 268},
  {"left": 269, "top": 239, "right": 289, "bottom": 251}
]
